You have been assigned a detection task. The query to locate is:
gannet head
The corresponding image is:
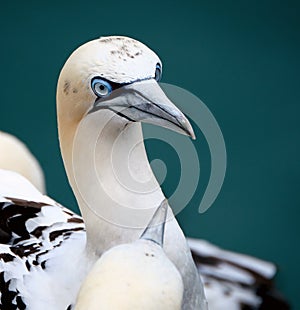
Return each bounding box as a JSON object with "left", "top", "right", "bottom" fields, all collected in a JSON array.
[
  {"left": 75, "top": 199, "right": 183, "bottom": 310},
  {"left": 57, "top": 36, "right": 194, "bottom": 138}
]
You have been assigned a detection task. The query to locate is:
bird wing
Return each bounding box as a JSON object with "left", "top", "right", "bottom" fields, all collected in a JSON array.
[
  {"left": 188, "top": 238, "right": 290, "bottom": 310},
  {"left": 0, "top": 170, "right": 86, "bottom": 310}
]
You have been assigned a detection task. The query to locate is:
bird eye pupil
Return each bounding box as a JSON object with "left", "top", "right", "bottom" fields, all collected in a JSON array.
[{"left": 96, "top": 84, "right": 108, "bottom": 95}]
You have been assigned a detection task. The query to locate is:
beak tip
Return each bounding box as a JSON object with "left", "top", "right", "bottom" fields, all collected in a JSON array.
[
  {"left": 179, "top": 116, "right": 196, "bottom": 140},
  {"left": 183, "top": 121, "right": 196, "bottom": 140}
]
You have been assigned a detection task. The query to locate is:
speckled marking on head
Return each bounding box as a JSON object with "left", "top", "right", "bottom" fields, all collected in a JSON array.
[
  {"left": 99, "top": 36, "right": 147, "bottom": 62},
  {"left": 63, "top": 80, "right": 70, "bottom": 95},
  {"left": 99, "top": 37, "right": 113, "bottom": 43}
]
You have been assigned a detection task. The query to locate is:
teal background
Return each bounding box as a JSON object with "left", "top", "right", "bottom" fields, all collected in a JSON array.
[{"left": 0, "top": 1, "right": 299, "bottom": 308}]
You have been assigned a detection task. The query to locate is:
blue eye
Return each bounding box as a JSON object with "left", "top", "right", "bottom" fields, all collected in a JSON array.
[
  {"left": 91, "top": 78, "right": 112, "bottom": 97},
  {"left": 155, "top": 63, "right": 162, "bottom": 82}
]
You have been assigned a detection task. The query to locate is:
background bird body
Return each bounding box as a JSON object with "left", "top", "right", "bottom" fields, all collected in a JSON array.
[{"left": 0, "top": 169, "right": 289, "bottom": 309}]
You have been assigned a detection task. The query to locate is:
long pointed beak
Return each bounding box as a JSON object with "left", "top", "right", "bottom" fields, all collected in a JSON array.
[
  {"left": 90, "top": 79, "right": 195, "bottom": 139},
  {"left": 140, "top": 199, "right": 168, "bottom": 247}
]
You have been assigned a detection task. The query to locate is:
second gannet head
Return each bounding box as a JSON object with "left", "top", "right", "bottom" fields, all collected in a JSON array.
[
  {"left": 0, "top": 131, "right": 45, "bottom": 193},
  {"left": 75, "top": 199, "right": 184, "bottom": 310}
]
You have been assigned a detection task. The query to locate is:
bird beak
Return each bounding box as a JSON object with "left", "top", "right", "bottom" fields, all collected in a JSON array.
[
  {"left": 90, "top": 79, "right": 195, "bottom": 139},
  {"left": 140, "top": 199, "right": 168, "bottom": 247}
]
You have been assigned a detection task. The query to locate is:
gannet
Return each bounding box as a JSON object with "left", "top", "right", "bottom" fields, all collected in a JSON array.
[
  {"left": 0, "top": 36, "right": 289, "bottom": 309},
  {"left": 75, "top": 199, "right": 184, "bottom": 310},
  {"left": 57, "top": 35, "right": 206, "bottom": 310},
  {"left": 0, "top": 131, "right": 45, "bottom": 193}
]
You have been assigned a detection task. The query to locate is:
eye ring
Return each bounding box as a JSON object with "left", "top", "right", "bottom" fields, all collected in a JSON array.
[
  {"left": 91, "top": 78, "right": 113, "bottom": 97},
  {"left": 155, "top": 63, "right": 162, "bottom": 82}
]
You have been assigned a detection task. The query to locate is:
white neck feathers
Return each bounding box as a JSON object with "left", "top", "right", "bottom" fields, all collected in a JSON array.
[{"left": 58, "top": 109, "right": 165, "bottom": 253}]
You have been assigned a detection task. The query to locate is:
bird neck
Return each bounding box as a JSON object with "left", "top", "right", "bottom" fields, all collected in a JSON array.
[{"left": 58, "top": 110, "right": 165, "bottom": 255}]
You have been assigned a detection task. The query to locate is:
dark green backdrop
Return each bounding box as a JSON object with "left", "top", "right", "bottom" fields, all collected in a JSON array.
[{"left": 1, "top": 1, "right": 299, "bottom": 308}]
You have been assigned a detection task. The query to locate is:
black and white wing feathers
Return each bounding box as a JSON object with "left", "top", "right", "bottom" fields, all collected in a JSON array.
[
  {"left": 0, "top": 170, "right": 86, "bottom": 310},
  {"left": 188, "top": 238, "right": 290, "bottom": 310}
]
